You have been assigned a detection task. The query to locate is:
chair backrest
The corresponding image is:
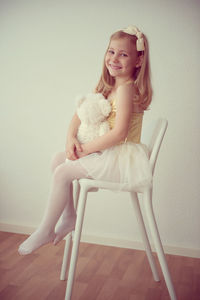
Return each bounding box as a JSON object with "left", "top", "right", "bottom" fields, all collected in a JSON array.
[{"left": 148, "top": 119, "right": 168, "bottom": 174}]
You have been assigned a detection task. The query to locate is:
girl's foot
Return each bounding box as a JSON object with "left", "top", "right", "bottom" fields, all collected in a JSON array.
[
  {"left": 54, "top": 216, "right": 76, "bottom": 245},
  {"left": 18, "top": 229, "right": 56, "bottom": 255}
]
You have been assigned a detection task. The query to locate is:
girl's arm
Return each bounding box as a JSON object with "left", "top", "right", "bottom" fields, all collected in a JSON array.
[
  {"left": 66, "top": 113, "right": 82, "bottom": 160},
  {"left": 78, "top": 83, "right": 135, "bottom": 156}
]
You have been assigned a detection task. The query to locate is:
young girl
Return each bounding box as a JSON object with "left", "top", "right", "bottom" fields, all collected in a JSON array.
[{"left": 18, "top": 25, "right": 153, "bottom": 255}]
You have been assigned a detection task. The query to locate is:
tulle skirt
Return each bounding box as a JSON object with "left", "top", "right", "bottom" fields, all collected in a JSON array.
[{"left": 78, "top": 142, "right": 152, "bottom": 192}]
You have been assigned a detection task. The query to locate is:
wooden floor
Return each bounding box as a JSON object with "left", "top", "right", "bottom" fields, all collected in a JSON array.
[{"left": 0, "top": 232, "right": 199, "bottom": 300}]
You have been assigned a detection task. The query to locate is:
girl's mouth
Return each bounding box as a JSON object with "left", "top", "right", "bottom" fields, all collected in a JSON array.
[{"left": 109, "top": 64, "right": 122, "bottom": 70}]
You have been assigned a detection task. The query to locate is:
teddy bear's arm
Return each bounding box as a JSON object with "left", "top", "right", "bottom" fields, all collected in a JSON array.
[{"left": 99, "top": 122, "right": 110, "bottom": 136}]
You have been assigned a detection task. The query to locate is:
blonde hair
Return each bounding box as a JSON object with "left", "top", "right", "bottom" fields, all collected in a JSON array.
[{"left": 95, "top": 30, "right": 153, "bottom": 110}]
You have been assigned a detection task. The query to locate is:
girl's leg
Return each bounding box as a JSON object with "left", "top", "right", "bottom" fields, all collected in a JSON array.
[
  {"left": 18, "top": 159, "right": 88, "bottom": 255},
  {"left": 53, "top": 182, "right": 76, "bottom": 245},
  {"left": 50, "top": 152, "right": 77, "bottom": 244},
  {"left": 51, "top": 151, "right": 67, "bottom": 173}
]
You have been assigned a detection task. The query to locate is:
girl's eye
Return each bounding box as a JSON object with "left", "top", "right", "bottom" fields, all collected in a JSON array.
[
  {"left": 121, "top": 53, "right": 128, "bottom": 57},
  {"left": 108, "top": 50, "right": 114, "bottom": 54}
]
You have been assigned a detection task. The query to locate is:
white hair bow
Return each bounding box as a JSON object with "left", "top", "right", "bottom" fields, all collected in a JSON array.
[{"left": 122, "top": 25, "right": 145, "bottom": 51}]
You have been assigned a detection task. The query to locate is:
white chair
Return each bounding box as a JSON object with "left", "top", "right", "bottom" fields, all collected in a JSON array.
[{"left": 60, "top": 119, "right": 177, "bottom": 300}]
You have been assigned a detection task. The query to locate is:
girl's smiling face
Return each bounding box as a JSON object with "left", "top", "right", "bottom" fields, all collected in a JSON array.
[{"left": 105, "top": 37, "right": 138, "bottom": 82}]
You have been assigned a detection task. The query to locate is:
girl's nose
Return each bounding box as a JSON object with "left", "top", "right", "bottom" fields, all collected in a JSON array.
[{"left": 112, "top": 54, "right": 119, "bottom": 62}]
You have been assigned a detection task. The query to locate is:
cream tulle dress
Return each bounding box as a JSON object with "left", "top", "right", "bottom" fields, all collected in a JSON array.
[{"left": 77, "top": 97, "right": 152, "bottom": 192}]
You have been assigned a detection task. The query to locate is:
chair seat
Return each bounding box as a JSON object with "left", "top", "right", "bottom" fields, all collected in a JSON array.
[{"left": 79, "top": 178, "right": 140, "bottom": 192}]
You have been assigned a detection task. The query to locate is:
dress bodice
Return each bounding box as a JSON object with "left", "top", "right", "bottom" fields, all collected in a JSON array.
[{"left": 107, "top": 98, "right": 143, "bottom": 144}]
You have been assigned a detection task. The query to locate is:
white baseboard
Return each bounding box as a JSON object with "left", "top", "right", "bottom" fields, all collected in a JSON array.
[
  {"left": 81, "top": 234, "right": 200, "bottom": 258},
  {"left": 0, "top": 223, "right": 35, "bottom": 235},
  {"left": 1, "top": 222, "right": 200, "bottom": 259}
]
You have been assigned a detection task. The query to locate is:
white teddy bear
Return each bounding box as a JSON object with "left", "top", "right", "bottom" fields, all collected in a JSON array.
[{"left": 76, "top": 93, "right": 111, "bottom": 144}]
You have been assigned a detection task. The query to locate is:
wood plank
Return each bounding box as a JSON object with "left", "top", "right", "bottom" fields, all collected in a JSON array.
[{"left": 0, "top": 232, "right": 200, "bottom": 300}]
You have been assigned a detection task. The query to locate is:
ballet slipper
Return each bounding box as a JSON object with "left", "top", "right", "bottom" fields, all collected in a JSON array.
[
  {"left": 18, "top": 229, "right": 56, "bottom": 255},
  {"left": 53, "top": 218, "right": 76, "bottom": 245}
]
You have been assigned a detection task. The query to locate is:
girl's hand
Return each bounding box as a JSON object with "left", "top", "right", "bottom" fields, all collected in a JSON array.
[
  {"left": 66, "top": 137, "right": 82, "bottom": 160},
  {"left": 76, "top": 144, "right": 89, "bottom": 159}
]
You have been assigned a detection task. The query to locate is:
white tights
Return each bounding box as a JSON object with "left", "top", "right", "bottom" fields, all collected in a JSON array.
[{"left": 18, "top": 152, "right": 89, "bottom": 255}]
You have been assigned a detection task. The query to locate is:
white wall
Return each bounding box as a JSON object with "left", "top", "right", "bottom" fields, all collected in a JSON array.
[{"left": 1, "top": 0, "right": 200, "bottom": 256}]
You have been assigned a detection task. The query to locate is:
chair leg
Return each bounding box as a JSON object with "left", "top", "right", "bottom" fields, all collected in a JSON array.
[
  {"left": 130, "top": 192, "right": 160, "bottom": 282},
  {"left": 143, "top": 189, "right": 177, "bottom": 300},
  {"left": 64, "top": 186, "right": 88, "bottom": 300},
  {"left": 60, "top": 180, "right": 80, "bottom": 281},
  {"left": 73, "top": 180, "right": 80, "bottom": 210},
  {"left": 60, "top": 233, "right": 72, "bottom": 280}
]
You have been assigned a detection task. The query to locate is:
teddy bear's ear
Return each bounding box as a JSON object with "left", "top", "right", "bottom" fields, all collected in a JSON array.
[
  {"left": 99, "top": 93, "right": 106, "bottom": 100},
  {"left": 99, "top": 99, "right": 112, "bottom": 117},
  {"left": 75, "top": 95, "right": 85, "bottom": 108}
]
